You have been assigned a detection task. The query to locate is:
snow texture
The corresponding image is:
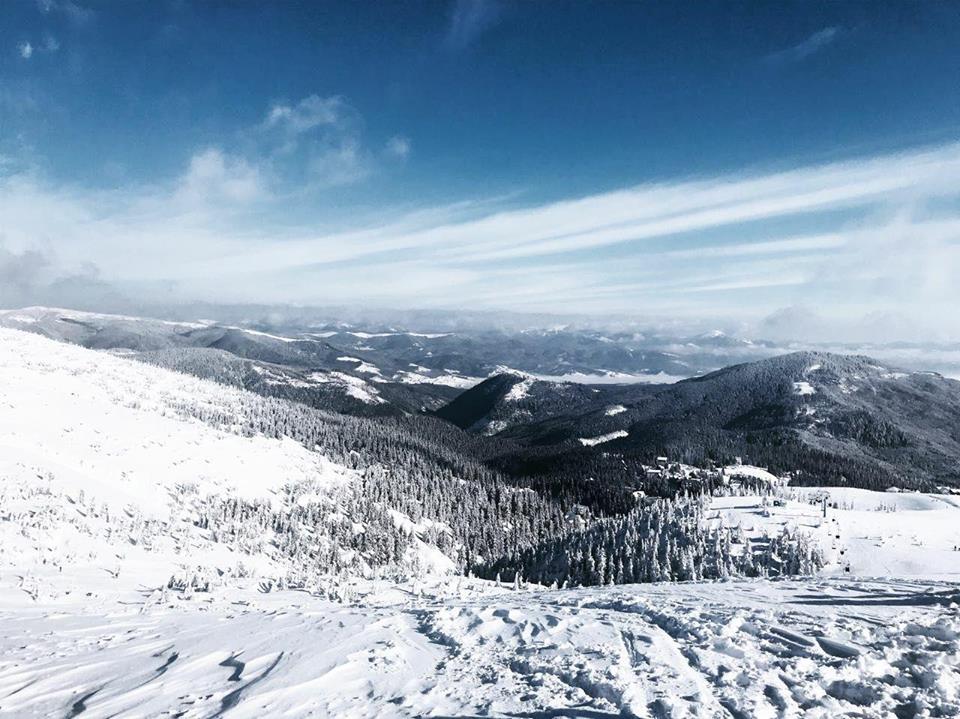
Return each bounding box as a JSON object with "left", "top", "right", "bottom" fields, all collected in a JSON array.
[
  {"left": 505, "top": 377, "right": 535, "bottom": 401},
  {"left": 0, "top": 577, "right": 956, "bottom": 718}
]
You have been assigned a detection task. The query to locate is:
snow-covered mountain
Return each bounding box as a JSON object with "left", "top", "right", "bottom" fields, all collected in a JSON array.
[
  {"left": 458, "top": 351, "right": 960, "bottom": 491},
  {"left": 0, "top": 306, "right": 769, "bottom": 408},
  {"left": 0, "top": 327, "right": 454, "bottom": 593},
  {"left": 0, "top": 326, "right": 597, "bottom": 595},
  {"left": 0, "top": 307, "right": 476, "bottom": 416},
  {"left": 432, "top": 370, "right": 619, "bottom": 434},
  {"left": 1, "top": 325, "right": 959, "bottom": 717}
]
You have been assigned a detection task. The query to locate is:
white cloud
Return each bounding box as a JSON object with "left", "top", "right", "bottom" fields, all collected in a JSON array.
[
  {"left": 385, "top": 135, "right": 411, "bottom": 160},
  {"left": 257, "top": 94, "right": 377, "bottom": 187},
  {"left": 201, "top": 141, "right": 960, "bottom": 278},
  {"left": 306, "top": 140, "right": 372, "bottom": 186},
  {"left": 265, "top": 95, "right": 351, "bottom": 135},
  {"left": 658, "top": 232, "right": 847, "bottom": 260},
  {"left": 91, "top": 95, "right": 405, "bottom": 209},
  {"left": 175, "top": 148, "right": 265, "bottom": 204},
  {"left": 15, "top": 35, "right": 59, "bottom": 60},
  {"left": 2, "top": 141, "right": 960, "bottom": 335}
]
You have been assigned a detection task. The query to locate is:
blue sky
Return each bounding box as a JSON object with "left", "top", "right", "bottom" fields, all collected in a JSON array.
[{"left": 2, "top": 0, "right": 960, "bottom": 334}]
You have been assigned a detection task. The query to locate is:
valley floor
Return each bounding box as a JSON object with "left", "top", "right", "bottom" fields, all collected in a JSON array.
[{"left": 1, "top": 576, "right": 957, "bottom": 718}]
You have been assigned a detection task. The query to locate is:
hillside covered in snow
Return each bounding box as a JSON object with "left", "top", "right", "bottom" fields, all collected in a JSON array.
[
  {"left": 0, "top": 327, "right": 586, "bottom": 589},
  {"left": 1, "top": 326, "right": 958, "bottom": 718}
]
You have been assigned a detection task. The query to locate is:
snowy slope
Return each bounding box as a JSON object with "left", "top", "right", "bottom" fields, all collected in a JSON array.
[
  {"left": 2, "top": 327, "right": 959, "bottom": 718},
  {"left": 0, "top": 328, "right": 353, "bottom": 512},
  {"left": 0, "top": 576, "right": 956, "bottom": 718},
  {"left": 710, "top": 487, "right": 960, "bottom": 579},
  {"left": 0, "top": 327, "right": 361, "bottom": 591}
]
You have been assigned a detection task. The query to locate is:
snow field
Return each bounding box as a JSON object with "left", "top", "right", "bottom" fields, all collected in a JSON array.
[
  {"left": 0, "top": 577, "right": 956, "bottom": 718},
  {"left": 710, "top": 487, "right": 960, "bottom": 579},
  {"left": 579, "top": 430, "right": 630, "bottom": 446}
]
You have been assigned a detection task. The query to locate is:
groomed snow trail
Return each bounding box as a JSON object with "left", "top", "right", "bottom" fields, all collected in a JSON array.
[{"left": 1, "top": 577, "right": 957, "bottom": 718}]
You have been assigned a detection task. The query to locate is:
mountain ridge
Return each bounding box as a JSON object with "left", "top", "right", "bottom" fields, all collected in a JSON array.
[{"left": 438, "top": 350, "right": 960, "bottom": 490}]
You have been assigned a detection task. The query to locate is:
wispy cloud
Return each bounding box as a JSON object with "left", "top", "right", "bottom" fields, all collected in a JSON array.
[
  {"left": 255, "top": 94, "right": 379, "bottom": 188},
  {"left": 444, "top": 0, "right": 502, "bottom": 50},
  {"left": 766, "top": 27, "right": 840, "bottom": 64},
  {"left": 2, "top": 142, "right": 960, "bottom": 333},
  {"left": 265, "top": 95, "right": 352, "bottom": 135},
  {"left": 16, "top": 34, "right": 59, "bottom": 60},
  {"left": 115, "top": 94, "right": 407, "bottom": 201},
  {"left": 36, "top": 0, "right": 94, "bottom": 26},
  {"left": 657, "top": 232, "right": 847, "bottom": 260},
  {"left": 261, "top": 142, "right": 957, "bottom": 269},
  {"left": 384, "top": 135, "right": 412, "bottom": 160}
]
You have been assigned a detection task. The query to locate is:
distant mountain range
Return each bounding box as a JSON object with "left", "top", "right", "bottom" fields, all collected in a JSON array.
[
  {"left": 3, "top": 306, "right": 959, "bottom": 491},
  {"left": 0, "top": 307, "right": 470, "bottom": 416}
]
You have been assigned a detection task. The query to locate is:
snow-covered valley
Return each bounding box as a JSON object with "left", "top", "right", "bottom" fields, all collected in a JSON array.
[{"left": 1, "top": 327, "right": 958, "bottom": 718}]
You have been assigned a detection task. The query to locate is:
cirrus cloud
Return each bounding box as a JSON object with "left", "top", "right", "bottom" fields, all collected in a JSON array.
[
  {"left": 2, "top": 140, "right": 960, "bottom": 338},
  {"left": 766, "top": 27, "right": 841, "bottom": 65}
]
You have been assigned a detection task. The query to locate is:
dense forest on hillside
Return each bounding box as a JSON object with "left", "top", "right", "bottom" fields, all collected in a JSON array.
[
  {"left": 4, "top": 309, "right": 958, "bottom": 587},
  {"left": 478, "top": 495, "right": 825, "bottom": 587}
]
